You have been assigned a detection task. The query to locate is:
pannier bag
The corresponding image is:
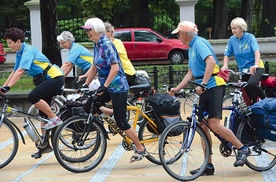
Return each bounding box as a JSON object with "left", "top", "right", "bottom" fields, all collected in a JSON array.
[
  {"left": 145, "top": 93, "right": 184, "bottom": 136},
  {"left": 250, "top": 98, "right": 276, "bottom": 141}
]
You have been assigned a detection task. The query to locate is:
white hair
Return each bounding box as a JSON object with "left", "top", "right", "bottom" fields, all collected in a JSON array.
[{"left": 84, "top": 18, "right": 106, "bottom": 33}]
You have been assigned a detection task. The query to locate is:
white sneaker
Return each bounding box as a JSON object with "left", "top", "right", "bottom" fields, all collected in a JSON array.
[{"left": 42, "top": 118, "right": 62, "bottom": 130}]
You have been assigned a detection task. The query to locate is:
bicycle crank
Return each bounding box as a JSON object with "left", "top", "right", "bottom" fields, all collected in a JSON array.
[
  {"left": 122, "top": 139, "right": 133, "bottom": 151},
  {"left": 219, "top": 143, "right": 232, "bottom": 157}
]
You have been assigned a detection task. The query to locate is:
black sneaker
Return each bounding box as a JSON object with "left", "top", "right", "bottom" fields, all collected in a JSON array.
[
  {"left": 31, "top": 144, "right": 53, "bottom": 159},
  {"left": 190, "top": 165, "right": 215, "bottom": 176},
  {"left": 234, "top": 147, "right": 251, "bottom": 167}
]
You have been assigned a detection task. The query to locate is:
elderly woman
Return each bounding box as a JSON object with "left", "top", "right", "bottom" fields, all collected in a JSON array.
[
  {"left": 103, "top": 22, "right": 136, "bottom": 86},
  {"left": 57, "top": 31, "right": 93, "bottom": 88},
  {"left": 81, "top": 17, "right": 147, "bottom": 163},
  {"left": 222, "top": 17, "right": 266, "bottom": 103},
  {"left": 1, "top": 27, "right": 64, "bottom": 158}
]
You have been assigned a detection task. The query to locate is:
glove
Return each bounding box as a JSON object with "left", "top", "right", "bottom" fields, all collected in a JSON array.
[
  {"left": 97, "top": 85, "right": 107, "bottom": 94},
  {"left": 0, "top": 86, "right": 10, "bottom": 93}
]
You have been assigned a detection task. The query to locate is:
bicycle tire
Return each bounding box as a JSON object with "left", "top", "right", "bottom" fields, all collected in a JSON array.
[
  {"left": 0, "top": 118, "right": 19, "bottom": 169},
  {"left": 183, "top": 93, "right": 197, "bottom": 115},
  {"left": 26, "top": 98, "right": 63, "bottom": 115},
  {"left": 138, "top": 118, "right": 160, "bottom": 165},
  {"left": 236, "top": 120, "right": 276, "bottom": 171},
  {"left": 159, "top": 120, "right": 211, "bottom": 181},
  {"left": 53, "top": 115, "right": 107, "bottom": 173}
]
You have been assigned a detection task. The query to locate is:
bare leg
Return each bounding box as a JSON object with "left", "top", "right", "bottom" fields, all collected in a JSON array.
[
  {"left": 199, "top": 122, "right": 213, "bottom": 164},
  {"left": 124, "top": 128, "right": 144, "bottom": 151},
  {"left": 208, "top": 118, "right": 243, "bottom": 149},
  {"left": 34, "top": 99, "right": 56, "bottom": 135}
]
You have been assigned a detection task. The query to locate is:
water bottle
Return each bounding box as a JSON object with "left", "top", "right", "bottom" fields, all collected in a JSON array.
[
  {"left": 23, "top": 118, "right": 40, "bottom": 142},
  {"left": 136, "top": 97, "right": 142, "bottom": 109}
]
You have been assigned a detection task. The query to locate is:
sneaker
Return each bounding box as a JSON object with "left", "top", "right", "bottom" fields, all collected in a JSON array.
[
  {"left": 42, "top": 117, "right": 62, "bottom": 130},
  {"left": 234, "top": 147, "right": 251, "bottom": 167},
  {"left": 190, "top": 165, "right": 215, "bottom": 176},
  {"left": 31, "top": 144, "right": 53, "bottom": 159}
]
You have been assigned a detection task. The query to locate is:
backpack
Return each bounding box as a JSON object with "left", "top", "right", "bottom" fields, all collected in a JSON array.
[
  {"left": 145, "top": 93, "right": 183, "bottom": 136},
  {"left": 250, "top": 98, "right": 276, "bottom": 141}
]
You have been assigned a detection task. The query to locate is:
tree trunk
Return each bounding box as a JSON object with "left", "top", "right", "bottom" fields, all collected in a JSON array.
[
  {"left": 261, "top": 0, "right": 276, "bottom": 37},
  {"left": 241, "top": 0, "right": 253, "bottom": 32},
  {"left": 131, "top": 0, "right": 150, "bottom": 27},
  {"left": 40, "top": 0, "right": 61, "bottom": 66},
  {"left": 213, "top": 0, "right": 228, "bottom": 39}
]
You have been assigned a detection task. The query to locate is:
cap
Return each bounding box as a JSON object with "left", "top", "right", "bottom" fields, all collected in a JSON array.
[
  {"left": 171, "top": 21, "right": 198, "bottom": 34},
  {"left": 57, "top": 31, "right": 75, "bottom": 42},
  {"left": 80, "top": 18, "right": 93, "bottom": 30}
]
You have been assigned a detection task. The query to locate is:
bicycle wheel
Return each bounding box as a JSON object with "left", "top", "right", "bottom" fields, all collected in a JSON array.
[
  {"left": 53, "top": 115, "right": 107, "bottom": 173},
  {"left": 236, "top": 120, "right": 276, "bottom": 171},
  {"left": 138, "top": 118, "right": 160, "bottom": 165},
  {"left": 0, "top": 118, "right": 19, "bottom": 169},
  {"left": 27, "top": 98, "right": 63, "bottom": 115},
  {"left": 183, "top": 92, "right": 197, "bottom": 115},
  {"left": 159, "top": 120, "right": 211, "bottom": 181}
]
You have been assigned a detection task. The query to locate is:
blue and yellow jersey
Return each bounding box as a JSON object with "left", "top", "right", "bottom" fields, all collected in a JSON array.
[
  {"left": 224, "top": 32, "right": 264, "bottom": 72},
  {"left": 188, "top": 36, "right": 226, "bottom": 89},
  {"left": 14, "top": 43, "right": 63, "bottom": 78},
  {"left": 68, "top": 42, "right": 93, "bottom": 71}
]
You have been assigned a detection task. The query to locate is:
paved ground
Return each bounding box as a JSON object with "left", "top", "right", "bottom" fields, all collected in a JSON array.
[{"left": 1, "top": 99, "right": 276, "bottom": 182}]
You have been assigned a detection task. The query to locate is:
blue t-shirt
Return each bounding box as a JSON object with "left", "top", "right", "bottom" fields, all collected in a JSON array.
[
  {"left": 188, "top": 35, "right": 225, "bottom": 89},
  {"left": 224, "top": 32, "right": 264, "bottom": 71},
  {"left": 93, "top": 35, "right": 129, "bottom": 93},
  {"left": 14, "top": 43, "right": 63, "bottom": 78},
  {"left": 68, "top": 42, "right": 93, "bottom": 71}
]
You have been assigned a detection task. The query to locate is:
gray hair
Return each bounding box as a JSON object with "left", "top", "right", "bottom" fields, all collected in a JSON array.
[
  {"left": 231, "top": 17, "right": 248, "bottom": 31},
  {"left": 104, "top": 22, "right": 114, "bottom": 32},
  {"left": 84, "top": 18, "right": 106, "bottom": 33},
  {"left": 57, "top": 31, "right": 75, "bottom": 42}
]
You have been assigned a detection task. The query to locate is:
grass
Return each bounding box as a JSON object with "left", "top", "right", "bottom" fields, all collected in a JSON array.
[{"left": 0, "top": 72, "right": 34, "bottom": 92}]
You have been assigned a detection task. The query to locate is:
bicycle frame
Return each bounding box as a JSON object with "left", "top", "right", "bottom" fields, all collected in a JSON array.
[{"left": 102, "top": 105, "right": 159, "bottom": 146}]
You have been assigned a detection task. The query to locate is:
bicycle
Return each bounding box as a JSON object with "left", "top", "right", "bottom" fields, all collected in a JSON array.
[
  {"left": 0, "top": 94, "right": 58, "bottom": 169},
  {"left": 52, "top": 88, "right": 161, "bottom": 173},
  {"left": 158, "top": 80, "right": 276, "bottom": 181}
]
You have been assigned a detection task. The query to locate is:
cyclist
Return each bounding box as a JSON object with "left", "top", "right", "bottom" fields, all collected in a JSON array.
[
  {"left": 57, "top": 31, "right": 93, "bottom": 88},
  {"left": 1, "top": 27, "right": 64, "bottom": 158},
  {"left": 103, "top": 22, "right": 136, "bottom": 86},
  {"left": 169, "top": 21, "right": 250, "bottom": 175},
  {"left": 80, "top": 17, "right": 147, "bottom": 163},
  {"left": 221, "top": 17, "right": 266, "bottom": 103}
]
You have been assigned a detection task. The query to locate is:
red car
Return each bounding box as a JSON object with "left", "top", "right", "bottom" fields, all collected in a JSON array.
[
  {"left": 0, "top": 40, "right": 7, "bottom": 64},
  {"left": 114, "top": 28, "right": 189, "bottom": 64}
]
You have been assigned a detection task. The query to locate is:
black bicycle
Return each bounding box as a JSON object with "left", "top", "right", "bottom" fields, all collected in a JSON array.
[{"left": 158, "top": 80, "right": 276, "bottom": 181}]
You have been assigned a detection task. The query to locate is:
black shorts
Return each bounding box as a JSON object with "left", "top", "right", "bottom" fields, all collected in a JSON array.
[{"left": 198, "top": 85, "right": 225, "bottom": 119}]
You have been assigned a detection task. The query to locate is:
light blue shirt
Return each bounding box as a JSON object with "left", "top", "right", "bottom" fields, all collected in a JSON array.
[
  {"left": 224, "top": 32, "right": 262, "bottom": 71},
  {"left": 188, "top": 35, "right": 225, "bottom": 89},
  {"left": 68, "top": 42, "right": 93, "bottom": 71},
  {"left": 15, "top": 43, "right": 63, "bottom": 78}
]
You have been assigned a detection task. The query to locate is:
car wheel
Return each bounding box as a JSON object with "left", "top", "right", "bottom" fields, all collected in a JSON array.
[{"left": 169, "top": 50, "right": 184, "bottom": 64}]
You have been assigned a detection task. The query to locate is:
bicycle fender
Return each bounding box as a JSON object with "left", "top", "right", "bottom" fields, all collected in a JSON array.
[{"left": 7, "top": 118, "right": 26, "bottom": 145}]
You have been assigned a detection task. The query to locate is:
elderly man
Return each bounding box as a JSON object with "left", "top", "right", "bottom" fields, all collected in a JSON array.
[{"left": 169, "top": 21, "right": 250, "bottom": 175}]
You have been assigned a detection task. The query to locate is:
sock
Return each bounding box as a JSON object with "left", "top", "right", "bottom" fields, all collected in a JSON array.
[{"left": 238, "top": 145, "right": 247, "bottom": 151}]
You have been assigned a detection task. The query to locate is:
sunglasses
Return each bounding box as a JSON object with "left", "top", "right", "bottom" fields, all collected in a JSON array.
[{"left": 85, "top": 29, "right": 92, "bottom": 32}]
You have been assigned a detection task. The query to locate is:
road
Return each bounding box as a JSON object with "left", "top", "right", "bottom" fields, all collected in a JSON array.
[{"left": 0, "top": 99, "right": 275, "bottom": 182}]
